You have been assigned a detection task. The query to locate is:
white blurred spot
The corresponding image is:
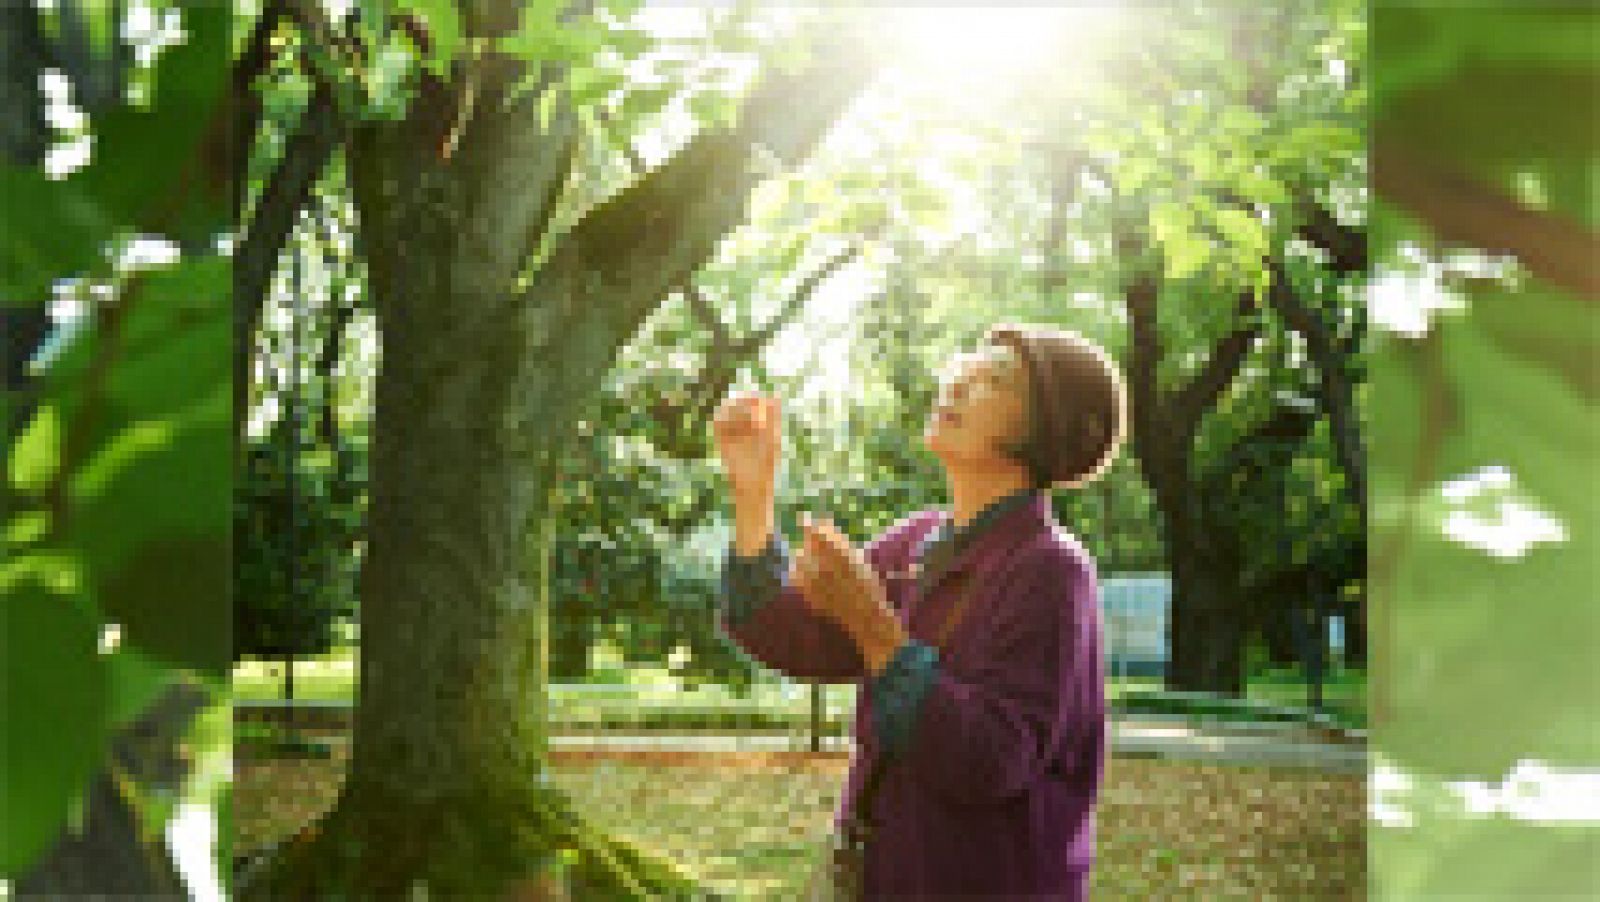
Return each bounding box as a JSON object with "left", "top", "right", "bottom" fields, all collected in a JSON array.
[
  {"left": 165, "top": 801, "right": 222, "bottom": 902},
  {"left": 38, "top": 68, "right": 70, "bottom": 102},
  {"left": 1437, "top": 465, "right": 1568, "bottom": 558},
  {"left": 667, "top": 643, "right": 692, "bottom": 669},
  {"left": 1513, "top": 169, "right": 1549, "bottom": 210},
  {"left": 248, "top": 394, "right": 281, "bottom": 440},
  {"left": 1447, "top": 761, "right": 1600, "bottom": 822},
  {"left": 1327, "top": 57, "right": 1347, "bottom": 86},
  {"left": 44, "top": 95, "right": 86, "bottom": 132},
  {"left": 124, "top": 0, "right": 186, "bottom": 67},
  {"left": 113, "top": 235, "right": 182, "bottom": 273},
  {"left": 1370, "top": 244, "right": 1526, "bottom": 338},
  {"left": 1440, "top": 464, "right": 1513, "bottom": 501},
  {"left": 99, "top": 622, "right": 122, "bottom": 655},
  {"left": 1370, "top": 758, "right": 1416, "bottom": 827},
  {"left": 49, "top": 281, "right": 87, "bottom": 326},
  {"left": 1368, "top": 263, "right": 1466, "bottom": 338},
  {"left": 44, "top": 134, "right": 93, "bottom": 179}
]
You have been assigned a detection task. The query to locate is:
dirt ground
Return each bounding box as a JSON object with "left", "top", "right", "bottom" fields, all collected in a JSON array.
[{"left": 235, "top": 736, "right": 1364, "bottom": 899}]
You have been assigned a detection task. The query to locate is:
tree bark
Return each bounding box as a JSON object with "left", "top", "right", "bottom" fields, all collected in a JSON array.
[
  {"left": 1164, "top": 531, "right": 1247, "bottom": 696},
  {"left": 1264, "top": 257, "right": 1367, "bottom": 526},
  {"left": 1116, "top": 210, "right": 1261, "bottom": 695},
  {"left": 236, "top": 15, "right": 875, "bottom": 897}
]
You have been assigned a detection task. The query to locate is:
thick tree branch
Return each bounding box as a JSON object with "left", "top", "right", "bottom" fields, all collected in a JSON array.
[
  {"left": 739, "top": 243, "right": 862, "bottom": 356},
  {"left": 1264, "top": 257, "right": 1366, "bottom": 518},
  {"left": 682, "top": 282, "right": 733, "bottom": 351},
  {"left": 229, "top": 1, "right": 292, "bottom": 223},
  {"left": 545, "top": 27, "right": 878, "bottom": 345},
  {"left": 1115, "top": 214, "right": 1173, "bottom": 477},
  {"left": 692, "top": 242, "right": 862, "bottom": 415},
  {"left": 1198, "top": 398, "right": 1318, "bottom": 494},
  {"left": 1169, "top": 289, "right": 1263, "bottom": 439},
  {"left": 1291, "top": 189, "right": 1366, "bottom": 275},
  {"left": 1373, "top": 133, "right": 1600, "bottom": 301}
]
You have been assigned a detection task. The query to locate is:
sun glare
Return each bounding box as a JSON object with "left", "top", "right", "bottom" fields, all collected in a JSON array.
[{"left": 882, "top": 5, "right": 1116, "bottom": 92}]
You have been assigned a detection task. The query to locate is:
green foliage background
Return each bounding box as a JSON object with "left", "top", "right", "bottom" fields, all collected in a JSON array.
[{"left": 1367, "top": 2, "right": 1600, "bottom": 897}]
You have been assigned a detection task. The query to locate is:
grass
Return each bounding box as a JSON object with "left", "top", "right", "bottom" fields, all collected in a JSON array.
[
  {"left": 234, "top": 656, "right": 359, "bottom": 703},
  {"left": 1245, "top": 663, "right": 1366, "bottom": 729},
  {"left": 236, "top": 652, "right": 1365, "bottom": 731},
  {"left": 235, "top": 730, "right": 1365, "bottom": 899}
]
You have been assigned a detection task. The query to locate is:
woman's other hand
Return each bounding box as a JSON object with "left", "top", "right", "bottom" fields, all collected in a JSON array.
[{"left": 792, "top": 513, "right": 909, "bottom": 672}]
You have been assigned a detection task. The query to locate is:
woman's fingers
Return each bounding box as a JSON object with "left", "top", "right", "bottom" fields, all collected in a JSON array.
[
  {"left": 798, "top": 514, "right": 874, "bottom": 617},
  {"left": 807, "top": 516, "right": 861, "bottom": 576},
  {"left": 799, "top": 514, "right": 839, "bottom": 576}
]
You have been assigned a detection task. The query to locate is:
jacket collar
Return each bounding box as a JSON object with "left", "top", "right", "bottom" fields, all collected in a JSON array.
[{"left": 913, "top": 488, "right": 1054, "bottom": 596}]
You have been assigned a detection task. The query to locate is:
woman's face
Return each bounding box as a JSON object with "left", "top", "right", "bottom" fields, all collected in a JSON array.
[{"left": 922, "top": 342, "right": 1031, "bottom": 470}]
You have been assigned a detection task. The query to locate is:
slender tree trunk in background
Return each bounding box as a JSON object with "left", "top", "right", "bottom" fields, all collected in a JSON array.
[{"left": 1342, "top": 591, "right": 1367, "bottom": 667}]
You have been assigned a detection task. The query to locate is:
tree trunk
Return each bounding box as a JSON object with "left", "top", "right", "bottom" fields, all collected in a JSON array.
[
  {"left": 1160, "top": 499, "right": 1246, "bottom": 696},
  {"left": 232, "top": 9, "right": 873, "bottom": 892},
  {"left": 1342, "top": 591, "right": 1367, "bottom": 668},
  {"left": 235, "top": 122, "right": 702, "bottom": 902},
  {"left": 1253, "top": 574, "right": 1305, "bottom": 669}
]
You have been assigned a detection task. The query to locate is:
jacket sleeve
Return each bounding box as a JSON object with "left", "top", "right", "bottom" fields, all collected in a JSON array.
[
  {"left": 716, "top": 513, "right": 929, "bottom": 683},
  {"left": 883, "top": 543, "right": 1097, "bottom": 806}
]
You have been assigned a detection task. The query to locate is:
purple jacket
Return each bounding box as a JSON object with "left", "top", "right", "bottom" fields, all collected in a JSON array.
[{"left": 718, "top": 492, "right": 1105, "bottom": 899}]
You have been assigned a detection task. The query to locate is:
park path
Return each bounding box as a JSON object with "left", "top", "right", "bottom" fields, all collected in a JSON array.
[
  {"left": 238, "top": 699, "right": 1367, "bottom": 774},
  {"left": 544, "top": 721, "right": 1367, "bottom": 774}
]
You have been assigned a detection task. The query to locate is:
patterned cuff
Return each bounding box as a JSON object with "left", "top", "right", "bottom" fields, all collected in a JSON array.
[
  {"left": 869, "top": 639, "right": 940, "bottom": 757},
  {"left": 720, "top": 530, "right": 789, "bottom": 627}
]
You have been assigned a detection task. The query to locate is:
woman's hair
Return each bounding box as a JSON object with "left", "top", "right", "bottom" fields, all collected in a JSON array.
[{"left": 982, "top": 322, "right": 1129, "bottom": 490}]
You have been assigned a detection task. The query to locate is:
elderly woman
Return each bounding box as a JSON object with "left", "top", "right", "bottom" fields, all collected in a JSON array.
[{"left": 711, "top": 322, "right": 1128, "bottom": 899}]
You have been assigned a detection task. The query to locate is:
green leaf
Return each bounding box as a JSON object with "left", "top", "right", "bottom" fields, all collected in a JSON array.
[
  {"left": 4, "top": 512, "right": 51, "bottom": 547},
  {"left": 538, "top": 82, "right": 563, "bottom": 132},
  {"left": 397, "top": 0, "right": 463, "bottom": 80},
  {"left": 613, "top": 86, "right": 676, "bottom": 129},
  {"left": 1149, "top": 201, "right": 1193, "bottom": 248},
  {"left": 0, "top": 171, "right": 115, "bottom": 301},
  {"left": 566, "top": 66, "right": 626, "bottom": 108},
  {"left": 67, "top": 396, "right": 231, "bottom": 676},
  {"left": 603, "top": 23, "right": 654, "bottom": 60},
  {"left": 601, "top": 0, "right": 646, "bottom": 21},
  {"left": 104, "top": 644, "right": 173, "bottom": 731},
  {"left": 95, "top": 533, "right": 232, "bottom": 680},
  {"left": 1212, "top": 206, "right": 1266, "bottom": 255},
  {"left": 8, "top": 405, "right": 61, "bottom": 495},
  {"left": 1235, "top": 167, "right": 1289, "bottom": 208},
  {"left": 1, "top": 563, "right": 108, "bottom": 875},
  {"left": 102, "top": 258, "right": 231, "bottom": 419}
]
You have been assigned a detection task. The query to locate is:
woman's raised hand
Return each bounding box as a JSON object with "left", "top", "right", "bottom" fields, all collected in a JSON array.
[{"left": 712, "top": 390, "right": 781, "bottom": 503}]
